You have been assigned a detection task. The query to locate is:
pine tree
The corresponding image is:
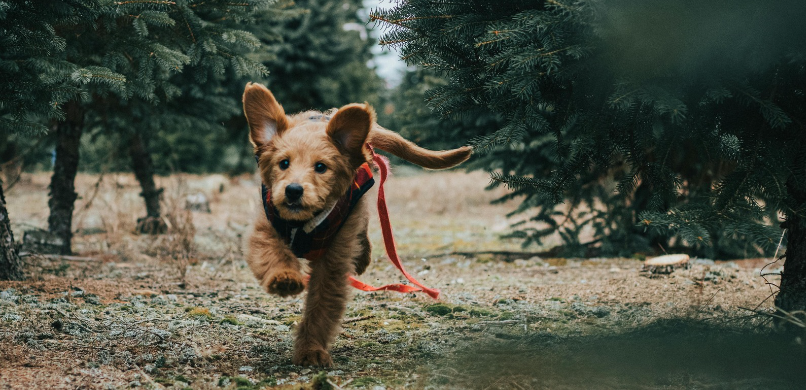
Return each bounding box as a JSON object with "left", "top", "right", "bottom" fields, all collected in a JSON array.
[
  {"left": 0, "top": 180, "right": 22, "bottom": 280},
  {"left": 29, "top": 0, "right": 274, "bottom": 248},
  {"left": 201, "top": 0, "right": 383, "bottom": 174},
  {"left": 373, "top": 1, "right": 806, "bottom": 313},
  {"left": 0, "top": 0, "right": 93, "bottom": 277},
  {"left": 262, "top": 0, "right": 382, "bottom": 113}
]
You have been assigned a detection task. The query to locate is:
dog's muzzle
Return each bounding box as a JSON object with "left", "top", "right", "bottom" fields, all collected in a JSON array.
[{"left": 285, "top": 183, "right": 304, "bottom": 203}]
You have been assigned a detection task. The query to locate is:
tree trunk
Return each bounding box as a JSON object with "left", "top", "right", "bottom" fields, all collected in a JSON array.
[
  {"left": 0, "top": 180, "right": 23, "bottom": 280},
  {"left": 47, "top": 102, "right": 84, "bottom": 255},
  {"left": 130, "top": 132, "right": 166, "bottom": 234},
  {"left": 776, "top": 222, "right": 806, "bottom": 309},
  {"left": 774, "top": 154, "right": 806, "bottom": 322},
  {"left": 775, "top": 214, "right": 806, "bottom": 319}
]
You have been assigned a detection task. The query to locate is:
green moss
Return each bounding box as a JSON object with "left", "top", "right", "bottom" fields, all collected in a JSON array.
[
  {"left": 426, "top": 303, "right": 481, "bottom": 317},
  {"left": 174, "top": 375, "right": 190, "bottom": 383},
  {"left": 469, "top": 308, "right": 493, "bottom": 317},
  {"left": 351, "top": 376, "right": 381, "bottom": 388},
  {"left": 425, "top": 303, "right": 453, "bottom": 316},
  {"left": 154, "top": 377, "right": 173, "bottom": 385},
  {"left": 256, "top": 377, "right": 277, "bottom": 388},
  {"left": 231, "top": 376, "right": 252, "bottom": 386},
  {"left": 498, "top": 311, "right": 515, "bottom": 320},
  {"left": 311, "top": 371, "right": 333, "bottom": 390},
  {"left": 220, "top": 316, "right": 240, "bottom": 325}
]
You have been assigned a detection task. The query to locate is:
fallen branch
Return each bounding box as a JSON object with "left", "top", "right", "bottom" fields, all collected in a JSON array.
[
  {"left": 477, "top": 320, "right": 520, "bottom": 325},
  {"left": 236, "top": 314, "right": 282, "bottom": 325},
  {"left": 19, "top": 252, "right": 99, "bottom": 262},
  {"left": 436, "top": 250, "right": 549, "bottom": 259},
  {"left": 343, "top": 315, "right": 374, "bottom": 324}
]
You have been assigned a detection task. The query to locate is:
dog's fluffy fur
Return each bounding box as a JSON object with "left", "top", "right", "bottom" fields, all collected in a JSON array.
[{"left": 242, "top": 82, "right": 471, "bottom": 366}]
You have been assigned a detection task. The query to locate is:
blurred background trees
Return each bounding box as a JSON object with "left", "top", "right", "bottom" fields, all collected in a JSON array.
[
  {"left": 0, "top": 0, "right": 380, "bottom": 263},
  {"left": 372, "top": 0, "right": 806, "bottom": 312},
  {"left": 2, "top": 0, "right": 806, "bottom": 315}
]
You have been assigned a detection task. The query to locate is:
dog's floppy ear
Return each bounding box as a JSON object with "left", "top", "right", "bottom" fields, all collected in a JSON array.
[
  {"left": 243, "top": 82, "right": 289, "bottom": 148},
  {"left": 327, "top": 103, "right": 373, "bottom": 160}
]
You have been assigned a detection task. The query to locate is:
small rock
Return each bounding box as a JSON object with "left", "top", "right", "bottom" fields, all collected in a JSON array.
[
  {"left": 274, "top": 324, "right": 290, "bottom": 332},
  {"left": 590, "top": 306, "right": 610, "bottom": 318},
  {"left": 0, "top": 289, "right": 17, "bottom": 301},
  {"left": 528, "top": 256, "right": 544, "bottom": 265},
  {"left": 693, "top": 258, "right": 715, "bottom": 266},
  {"left": 131, "top": 289, "right": 158, "bottom": 296},
  {"left": 185, "top": 193, "right": 211, "bottom": 213},
  {"left": 513, "top": 259, "right": 528, "bottom": 267},
  {"left": 239, "top": 365, "right": 254, "bottom": 372},
  {"left": 22, "top": 230, "right": 65, "bottom": 253}
]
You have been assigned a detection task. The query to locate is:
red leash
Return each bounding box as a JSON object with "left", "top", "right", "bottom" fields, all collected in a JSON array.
[{"left": 346, "top": 146, "right": 441, "bottom": 299}]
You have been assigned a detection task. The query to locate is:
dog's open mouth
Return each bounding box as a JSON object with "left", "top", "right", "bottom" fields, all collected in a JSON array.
[{"left": 284, "top": 202, "right": 303, "bottom": 213}]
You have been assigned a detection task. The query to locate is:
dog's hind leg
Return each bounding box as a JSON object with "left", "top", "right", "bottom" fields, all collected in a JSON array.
[{"left": 352, "top": 229, "right": 371, "bottom": 276}]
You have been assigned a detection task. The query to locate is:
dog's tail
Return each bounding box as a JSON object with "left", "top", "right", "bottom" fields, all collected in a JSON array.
[{"left": 368, "top": 126, "right": 472, "bottom": 169}]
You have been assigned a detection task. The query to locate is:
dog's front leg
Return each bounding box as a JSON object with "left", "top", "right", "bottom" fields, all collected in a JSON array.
[
  {"left": 293, "top": 199, "right": 368, "bottom": 367},
  {"left": 246, "top": 215, "right": 305, "bottom": 297},
  {"left": 292, "top": 250, "right": 351, "bottom": 367}
]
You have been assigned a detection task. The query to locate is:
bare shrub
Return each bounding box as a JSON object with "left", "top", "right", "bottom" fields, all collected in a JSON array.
[{"left": 144, "top": 176, "right": 197, "bottom": 285}]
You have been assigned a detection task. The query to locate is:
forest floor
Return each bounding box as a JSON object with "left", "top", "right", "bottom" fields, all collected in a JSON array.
[{"left": 1, "top": 168, "right": 804, "bottom": 389}]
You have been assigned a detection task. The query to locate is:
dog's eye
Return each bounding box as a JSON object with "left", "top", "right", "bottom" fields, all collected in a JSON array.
[
  {"left": 279, "top": 159, "right": 290, "bottom": 170},
  {"left": 314, "top": 162, "right": 327, "bottom": 173}
]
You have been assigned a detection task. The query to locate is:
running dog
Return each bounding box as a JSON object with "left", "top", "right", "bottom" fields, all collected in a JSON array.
[{"left": 242, "top": 82, "right": 471, "bottom": 366}]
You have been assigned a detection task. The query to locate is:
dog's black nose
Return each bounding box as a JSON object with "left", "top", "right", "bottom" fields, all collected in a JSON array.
[{"left": 285, "top": 183, "right": 304, "bottom": 202}]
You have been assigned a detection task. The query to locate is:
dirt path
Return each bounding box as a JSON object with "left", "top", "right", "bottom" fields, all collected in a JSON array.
[{"left": 1, "top": 171, "right": 802, "bottom": 389}]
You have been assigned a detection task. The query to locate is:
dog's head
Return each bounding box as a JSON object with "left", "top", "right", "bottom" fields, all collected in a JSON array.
[{"left": 243, "top": 82, "right": 373, "bottom": 221}]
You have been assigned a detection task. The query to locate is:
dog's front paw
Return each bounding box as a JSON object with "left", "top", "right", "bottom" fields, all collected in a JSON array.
[
  {"left": 292, "top": 348, "right": 332, "bottom": 367},
  {"left": 265, "top": 269, "right": 305, "bottom": 297}
]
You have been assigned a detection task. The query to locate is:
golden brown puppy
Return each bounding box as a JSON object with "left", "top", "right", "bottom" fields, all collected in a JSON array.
[{"left": 242, "top": 82, "right": 471, "bottom": 366}]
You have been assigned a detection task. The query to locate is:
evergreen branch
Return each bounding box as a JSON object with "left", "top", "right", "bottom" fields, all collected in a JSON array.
[
  {"left": 380, "top": 39, "right": 415, "bottom": 46},
  {"left": 369, "top": 14, "right": 422, "bottom": 33},
  {"left": 182, "top": 14, "right": 196, "bottom": 43},
  {"left": 476, "top": 36, "right": 510, "bottom": 48},
  {"left": 114, "top": 1, "right": 176, "bottom": 5},
  {"left": 386, "top": 15, "right": 454, "bottom": 24}
]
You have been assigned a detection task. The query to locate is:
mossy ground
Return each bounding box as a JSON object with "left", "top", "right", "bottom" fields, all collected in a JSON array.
[{"left": 1, "top": 171, "right": 802, "bottom": 389}]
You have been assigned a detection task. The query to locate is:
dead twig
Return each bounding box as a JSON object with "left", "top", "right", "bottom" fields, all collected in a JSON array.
[
  {"left": 739, "top": 306, "right": 806, "bottom": 329},
  {"left": 135, "top": 364, "right": 165, "bottom": 389},
  {"left": 343, "top": 315, "right": 375, "bottom": 324},
  {"left": 478, "top": 320, "right": 520, "bottom": 325},
  {"left": 760, "top": 229, "right": 787, "bottom": 295},
  {"left": 438, "top": 250, "right": 548, "bottom": 259}
]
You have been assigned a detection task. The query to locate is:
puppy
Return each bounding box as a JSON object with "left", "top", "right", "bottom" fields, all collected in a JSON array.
[{"left": 242, "top": 82, "right": 471, "bottom": 366}]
